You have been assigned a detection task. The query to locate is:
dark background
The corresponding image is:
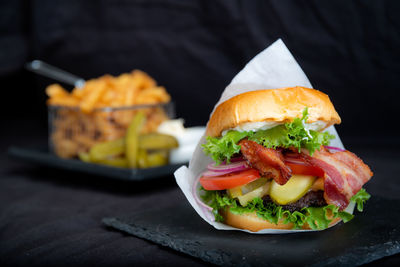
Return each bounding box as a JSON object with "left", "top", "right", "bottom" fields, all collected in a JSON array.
[
  {"left": 1, "top": 0, "right": 400, "bottom": 266},
  {"left": 1, "top": 0, "right": 399, "bottom": 145}
]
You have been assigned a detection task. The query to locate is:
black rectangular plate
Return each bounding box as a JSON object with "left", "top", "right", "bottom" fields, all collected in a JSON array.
[
  {"left": 8, "top": 146, "right": 185, "bottom": 181},
  {"left": 103, "top": 197, "right": 400, "bottom": 266}
]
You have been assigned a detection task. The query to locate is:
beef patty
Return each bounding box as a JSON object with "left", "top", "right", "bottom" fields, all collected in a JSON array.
[{"left": 263, "top": 190, "right": 327, "bottom": 212}]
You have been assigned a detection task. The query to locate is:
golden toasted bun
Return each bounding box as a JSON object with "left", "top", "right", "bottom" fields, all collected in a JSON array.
[
  {"left": 222, "top": 208, "right": 342, "bottom": 232},
  {"left": 206, "top": 87, "right": 341, "bottom": 137}
]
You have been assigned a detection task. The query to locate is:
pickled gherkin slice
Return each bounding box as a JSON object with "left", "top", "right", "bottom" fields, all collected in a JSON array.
[
  {"left": 237, "top": 182, "right": 270, "bottom": 206},
  {"left": 89, "top": 138, "right": 124, "bottom": 161},
  {"left": 78, "top": 152, "right": 91, "bottom": 162},
  {"left": 147, "top": 151, "right": 168, "bottom": 167},
  {"left": 227, "top": 178, "right": 268, "bottom": 198},
  {"left": 137, "top": 149, "right": 168, "bottom": 168},
  {"left": 138, "top": 133, "right": 179, "bottom": 150},
  {"left": 270, "top": 175, "right": 315, "bottom": 205},
  {"left": 227, "top": 186, "right": 243, "bottom": 198},
  {"left": 78, "top": 111, "right": 176, "bottom": 169},
  {"left": 95, "top": 157, "right": 128, "bottom": 168},
  {"left": 138, "top": 149, "right": 168, "bottom": 168},
  {"left": 126, "top": 112, "right": 146, "bottom": 168},
  {"left": 137, "top": 149, "right": 149, "bottom": 168},
  {"left": 240, "top": 178, "right": 269, "bottom": 194}
]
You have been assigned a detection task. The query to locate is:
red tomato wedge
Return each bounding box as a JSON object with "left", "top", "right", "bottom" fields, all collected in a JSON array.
[
  {"left": 286, "top": 162, "right": 325, "bottom": 177},
  {"left": 199, "top": 169, "right": 260, "bottom": 190}
]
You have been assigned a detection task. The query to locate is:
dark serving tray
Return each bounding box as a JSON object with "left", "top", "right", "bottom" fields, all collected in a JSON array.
[
  {"left": 8, "top": 146, "right": 185, "bottom": 181},
  {"left": 103, "top": 196, "right": 400, "bottom": 266}
]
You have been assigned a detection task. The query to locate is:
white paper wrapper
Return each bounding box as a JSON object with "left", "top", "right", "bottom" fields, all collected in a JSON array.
[{"left": 174, "top": 39, "right": 354, "bottom": 234}]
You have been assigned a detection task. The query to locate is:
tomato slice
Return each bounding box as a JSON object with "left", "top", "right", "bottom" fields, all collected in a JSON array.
[
  {"left": 286, "top": 162, "right": 325, "bottom": 177},
  {"left": 199, "top": 169, "right": 260, "bottom": 190}
]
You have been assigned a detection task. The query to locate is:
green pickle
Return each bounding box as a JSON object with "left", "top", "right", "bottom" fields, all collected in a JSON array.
[
  {"left": 241, "top": 178, "right": 269, "bottom": 194},
  {"left": 228, "top": 178, "right": 268, "bottom": 198},
  {"left": 89, "top": 138, "right": 124, "bottom": 161},
  {"left": 270, "top": 174, "right": 315, "bottom": 205},
  {"left": 137, "top": 149, "right": 168, "bottom": 168},
  {"left": 125, "top": 112, "right": 146, "bottom": 168},
  {"left": 228, "top": 178, "right": 270, "bottom": 206},
  {"left": 138, "top": 133, "right": 178, "bottom": 150},
  {"left": 237, "top": 183, "right": 270, "bottom": 206},
  {"left": 147, "top": 151, "right": 168, "bottom": 167},
  {"left": 78, "top": 152, "right": 91, "bottom": 162},
  {"left": 95, "top": 157, "right": 129, "bottom": 168},
  {"left": 79, "top": 111, "right": 176, "bottom": 169},
  {"left": 137, "top": 149, "right": 149, "bottom": 168}
]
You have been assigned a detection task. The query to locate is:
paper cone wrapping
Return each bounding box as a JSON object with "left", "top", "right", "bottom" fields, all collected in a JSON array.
[{"left": 175, "top": 39, "right": 354, "bottom": 234}]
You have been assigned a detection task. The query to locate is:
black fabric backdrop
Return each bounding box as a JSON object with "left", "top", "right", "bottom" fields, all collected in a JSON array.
[
  {"left": 1, "top": 0, "right": 400, "bottom": 266},
  {"left": 1, "top": 0, "right": 399, "bottom": 144}
]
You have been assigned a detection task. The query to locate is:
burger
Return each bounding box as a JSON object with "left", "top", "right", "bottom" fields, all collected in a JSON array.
[{"left": 198, "top": 86, "right": 373, "bottom": 231}]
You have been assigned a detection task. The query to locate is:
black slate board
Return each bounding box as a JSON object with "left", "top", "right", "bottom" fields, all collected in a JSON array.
[
  {"left": 8, "top": 146, "right": 185, "bottom": 182},
  {"left": 103, "top": 197, "right": 400, "bottom": 266}
]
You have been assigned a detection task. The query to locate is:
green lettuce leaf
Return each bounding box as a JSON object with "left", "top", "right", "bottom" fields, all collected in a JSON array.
[
  {"left": 338, "top": 211, "right": 354, "bottom": 223},
  {"left": 202, "top": 107, "right": 335, "bottom": 164},
  {"left": 202, "top": 130, "right": 251, "bottom": 164},
  {"left": 350, "top": 188, "right": 371, "bottom": 212},
  {"left": 200, "top": 187, "right": 356, "bottom": 230}
]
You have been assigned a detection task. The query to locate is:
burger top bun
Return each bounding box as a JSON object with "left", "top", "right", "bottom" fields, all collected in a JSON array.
[
  {"left": 206, "top": 87, "right": 341, "bottom": 137},
  {"left": 222, "top": 208, "right": 342, "bottom": 232}
]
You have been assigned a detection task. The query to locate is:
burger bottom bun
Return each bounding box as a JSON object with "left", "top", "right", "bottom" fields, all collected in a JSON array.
[{"left": 221, "top": 208, "right": 342, "bottom": 232}]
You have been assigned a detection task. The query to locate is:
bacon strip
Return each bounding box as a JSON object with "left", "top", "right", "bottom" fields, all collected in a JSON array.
[
  {"left": 301, "top": 147, "right": 373, "bottom": 210},
  {"left": 239, "top": 140, "right": 292, "bottom": 185},
  {"left": 239, "top": 140, "right": 372, "bottom": 210}
]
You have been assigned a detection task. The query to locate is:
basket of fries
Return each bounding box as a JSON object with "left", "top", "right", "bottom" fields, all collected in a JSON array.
[{"left": 46, "top": 70, "right": 176, "bottom": 167}]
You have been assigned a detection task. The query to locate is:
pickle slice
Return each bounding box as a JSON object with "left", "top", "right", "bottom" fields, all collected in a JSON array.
[
  {"left": 237, "top": 182, "right": 270, "bottom": 206},
  {"left": 137, "top": 149, "right": 169, "bottom": 168},
  {"left": 95, "top": 157, "right": 129, "bottom": 168},
  {"left": 227, "top": 187, "right": 243, "bottom": 198},
  {"left": 241, "top": 178, "right": 268, "bottom": 194},
  {"left": 270, "top": 175, "right": 315, "bottom": 205},
  {"left": 126, "top": 112, "right": 145, "bottom": 168},
  {"left": 79, "top": 150, "right": 128, "bottom": 168},
  {"left": 137, "top": 149, "right": 149, "bottom": 168},
  {"left": 228, "top": 178, "right": 268, "bottom": 198},
  {"left": 147, "top": 151, "right": 168, "bottom": 167},
  {"left": 78, "top": 152, "right": 91, "bottom": 162},
  {"left": 89, "top": 138, "right": 124, "bottom": 162},
  {"left": 139, "top": 133, "right": 179, "bottom": 150}
]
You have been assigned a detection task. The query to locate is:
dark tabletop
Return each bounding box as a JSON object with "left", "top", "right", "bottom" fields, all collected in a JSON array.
[
  {"left": 0, "top": 121, "right": 209, "bottom": 267},
  {"left": 1, "top": 120, "right": 400, "bottom": 267},
  {"left": 1, "top": 1, "right": 399, "bottom": 266}
]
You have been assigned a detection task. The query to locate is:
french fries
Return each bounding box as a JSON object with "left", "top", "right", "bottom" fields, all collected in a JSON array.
[
  {"left": 47, "top": 70, "right": 170, "bottom": 111},
  {"left": 47, "top": 70, "right": 172, "bottom": 159}
]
